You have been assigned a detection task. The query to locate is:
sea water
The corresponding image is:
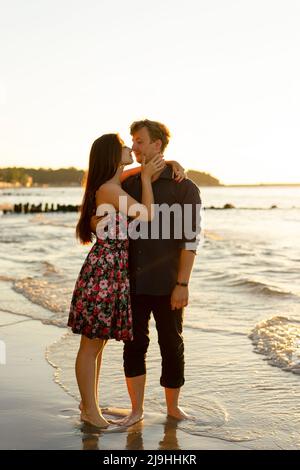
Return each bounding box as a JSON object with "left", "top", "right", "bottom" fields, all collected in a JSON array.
[{"left": 1, "top": 185, "right": 300, "bottom": 449}]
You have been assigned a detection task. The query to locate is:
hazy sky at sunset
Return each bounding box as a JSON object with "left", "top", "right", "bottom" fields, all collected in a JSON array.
[{"left": 1, "top": 0, "right": 300, "bottom": 184}]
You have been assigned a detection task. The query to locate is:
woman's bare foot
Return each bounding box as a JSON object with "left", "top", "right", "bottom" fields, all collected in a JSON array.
[
  {"left": 81, "top": 403, "right": 126, "bottom": 424},
  {"left": 167, "top": 407, "right": 194, "bottom": 420},
  {"left": 80, "top": 409, "right": 110, "bottom": 429}
]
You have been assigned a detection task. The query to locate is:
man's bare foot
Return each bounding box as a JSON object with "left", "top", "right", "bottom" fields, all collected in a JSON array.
[
  {"left": 167, "top": 407, "right": 194, "bottom": 420},
  {"left": 114, "top": 411, "right": 144, "bottom": 427},
  {"left": 80, "top": 410, "right": 109, "bottom": 429}
]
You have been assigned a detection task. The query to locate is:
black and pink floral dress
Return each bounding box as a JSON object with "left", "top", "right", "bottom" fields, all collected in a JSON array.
[{"left": 68, "top": 212, "right": 133, "bottom": 341}]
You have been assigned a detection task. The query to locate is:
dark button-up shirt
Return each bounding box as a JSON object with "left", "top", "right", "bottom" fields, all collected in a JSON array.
[{"left": 122, "top": 165, "right": 201, "bottom": 295}]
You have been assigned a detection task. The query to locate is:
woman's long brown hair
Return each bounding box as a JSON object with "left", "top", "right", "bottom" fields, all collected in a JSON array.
[{"left": 76, "top": 134, "right": 123, "bottom": 244}]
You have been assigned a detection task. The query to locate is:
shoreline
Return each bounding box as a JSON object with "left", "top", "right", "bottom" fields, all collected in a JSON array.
[
  {"left": 1, "top": 183, "right": 300, "bottom": 190},
  {"left": 0, "top": 307, "right": 248, "bottom": 450},
  {"left": 223, "top": 183, "right": 300, "bottom": 187}
]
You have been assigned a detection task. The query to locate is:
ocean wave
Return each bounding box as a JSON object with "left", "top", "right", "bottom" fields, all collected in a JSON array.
[
  {"left": 0, "top": 256, "right": 44, "bottom": 266},
  {"left": 249, "top": 316, "right": 300, "bottom": 375},
  {"left": 204, "top": 272, "right": 235, "bottom": 281},
  {"left": 0, "top": 274, "right": 16, "bottom": 282},
  {"left": 42, "top": 261, "right": 61, "bottom": 276},
  {"left": 184, "top": 322, "right": 246, "bottom": 337},
  {"left": 204, "top": 230, "right": 224, "bottom": 241},
  {"left": 12, "top": 277, "right": 71, "bottom": 314},
  {"left": 0, "top": 237, "right": 22, "bottom": 244},
  {"left": 29, "top": 214, "right": 75, "bottom": 228},
  {"left": 229, "top": 278, "right": 298, "bottom": 299},
  {"left": 2, "top": 307, "right": 68, "bottom": 328},
  {"left": 205, "top": 206, "right": 300, "bottom": 210}
]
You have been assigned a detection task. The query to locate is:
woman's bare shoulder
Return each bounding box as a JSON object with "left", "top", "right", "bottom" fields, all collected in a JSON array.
[{"left": 96, "top": 182, "right": 122, "bottom": 194}]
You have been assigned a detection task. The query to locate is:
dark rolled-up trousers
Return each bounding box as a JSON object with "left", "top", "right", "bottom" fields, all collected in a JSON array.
[{"left": 123, "top": 294, "right": 185, "bottom": 388}]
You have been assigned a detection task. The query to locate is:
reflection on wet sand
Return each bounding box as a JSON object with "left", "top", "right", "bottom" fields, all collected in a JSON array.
[
  {"left": 159, "top": 417, "right": 180, "bottom": 450},
  {"left": 82, "top": 434, "right": 99, "bottom": 450},
  {"left": 80, "top": 416, "right": 181, "bottom": 450}
]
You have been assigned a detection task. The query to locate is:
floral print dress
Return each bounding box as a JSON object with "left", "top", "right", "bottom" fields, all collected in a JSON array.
[{"left": 68, "top": 212, "right": 133, "bottom": 341}]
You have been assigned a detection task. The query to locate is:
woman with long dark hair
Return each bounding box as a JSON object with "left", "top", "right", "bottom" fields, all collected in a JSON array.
[{"left": 68, "top": 134, "right": 185, "bottom": 429}]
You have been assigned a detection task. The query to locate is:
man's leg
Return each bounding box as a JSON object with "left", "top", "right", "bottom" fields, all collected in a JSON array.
[
  {"left": 164, "top": 387, "right": 192, "bottom": 420},
  {"left": 153, "top": 296, "right": 190, "bottom": 420},
  {"left": 122, "top": 294, "right": 152, "bottom": 425},
  {"left": 123, "top": 374, "right": 146, "bottom": 423}
]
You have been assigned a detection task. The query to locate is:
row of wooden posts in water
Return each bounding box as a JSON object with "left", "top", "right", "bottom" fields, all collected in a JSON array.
[
  {"left": 2, "top": 203, "right": 80, "bottom": 215},
  {"left": 1, "top": 202, "right": 279, "bottom": 215}
]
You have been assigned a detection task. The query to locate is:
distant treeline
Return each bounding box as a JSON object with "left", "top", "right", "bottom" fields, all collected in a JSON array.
[
  {"left": 0, "top": 167, "right": 221, "bottom": 187},
  {"left": 186, "top": 170, "right": 221, "bottom": 186},
  {"left": 0, "top": 167, "right": 85, "bottom": 186}
]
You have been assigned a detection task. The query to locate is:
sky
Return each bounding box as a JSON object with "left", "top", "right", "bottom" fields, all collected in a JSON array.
[{"left": 1, "top": 0, "right": 300, "bottom": 184}]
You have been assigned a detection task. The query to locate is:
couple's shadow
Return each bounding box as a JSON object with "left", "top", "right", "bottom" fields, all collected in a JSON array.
[{"left": 81, "top": 416, "right": 180, "bottom": 450}]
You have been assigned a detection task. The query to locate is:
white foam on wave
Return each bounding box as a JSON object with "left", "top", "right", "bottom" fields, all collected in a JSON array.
[
  {"left": 249, "top": 316, "right": 300, "bottom": 374},
  {"left": 45, "top": 331, "right": 79, "bottom": 400},
  {"left": 0, "top": 280, "right": 63, "bottom": 324},
  {"left": 12, "top": 277, "right": 71, "bottom": 315}
]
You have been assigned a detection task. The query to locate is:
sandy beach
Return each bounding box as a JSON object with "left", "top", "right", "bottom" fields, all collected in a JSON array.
[
  {"left": 0, "top": 308, "right": 249, "bottom": 450},
  {"left": 0, "top": 310, "right": 78, "bottom": 450}
]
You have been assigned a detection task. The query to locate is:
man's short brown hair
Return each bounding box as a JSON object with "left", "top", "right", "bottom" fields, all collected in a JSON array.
[{"left": 130, "top": 119, "right": 171, "bottom": 152}]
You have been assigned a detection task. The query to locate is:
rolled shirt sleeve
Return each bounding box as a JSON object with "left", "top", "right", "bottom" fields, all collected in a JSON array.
[{"left": 177, "top": 181, "right": 202, "bottom": 253}]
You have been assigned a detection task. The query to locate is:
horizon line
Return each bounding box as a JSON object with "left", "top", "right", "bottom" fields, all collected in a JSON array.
[{"left": 0, "top": 166, "right": 299, "bottom": 186}]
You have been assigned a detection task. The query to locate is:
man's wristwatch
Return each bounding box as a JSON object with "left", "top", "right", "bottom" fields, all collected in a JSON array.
[{"left": 176, "top": 281, "right": 188, "bottom": 287}]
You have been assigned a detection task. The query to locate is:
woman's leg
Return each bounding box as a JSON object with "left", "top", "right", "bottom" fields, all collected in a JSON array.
[
  {"left": 79, "top": 341, "right": 106, "bottom": 411},
  {"left": 75, "top": 335, "right": 109, "bottom": 427},
  {"left": 95, "top": 342, "right": 106, "bottom": 405}
]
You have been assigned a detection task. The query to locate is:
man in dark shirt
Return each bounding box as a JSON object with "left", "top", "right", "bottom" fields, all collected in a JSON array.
[{"left": 93, "top": 120, "right": 201, "bottom": 426}]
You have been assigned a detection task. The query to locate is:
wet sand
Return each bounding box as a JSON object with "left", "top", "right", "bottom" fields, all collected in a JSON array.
[{"left": 0, "top": 310, "right": 249, "bottom": 450}]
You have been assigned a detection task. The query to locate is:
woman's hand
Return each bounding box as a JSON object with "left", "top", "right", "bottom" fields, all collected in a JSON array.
[
  {"left": 141, "top": 154, "right": 165, "bottom": 179},
  {"left": 167, "top": 160, "right": 187, "bottom": 183},
  {"left": 90, "top": 214, "right": 110, "bottom": 234}
]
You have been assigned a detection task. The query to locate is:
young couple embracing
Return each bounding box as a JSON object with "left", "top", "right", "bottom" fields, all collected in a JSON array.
[{"left": 68, "top": 119, "right": 201, "bottom": 429}]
